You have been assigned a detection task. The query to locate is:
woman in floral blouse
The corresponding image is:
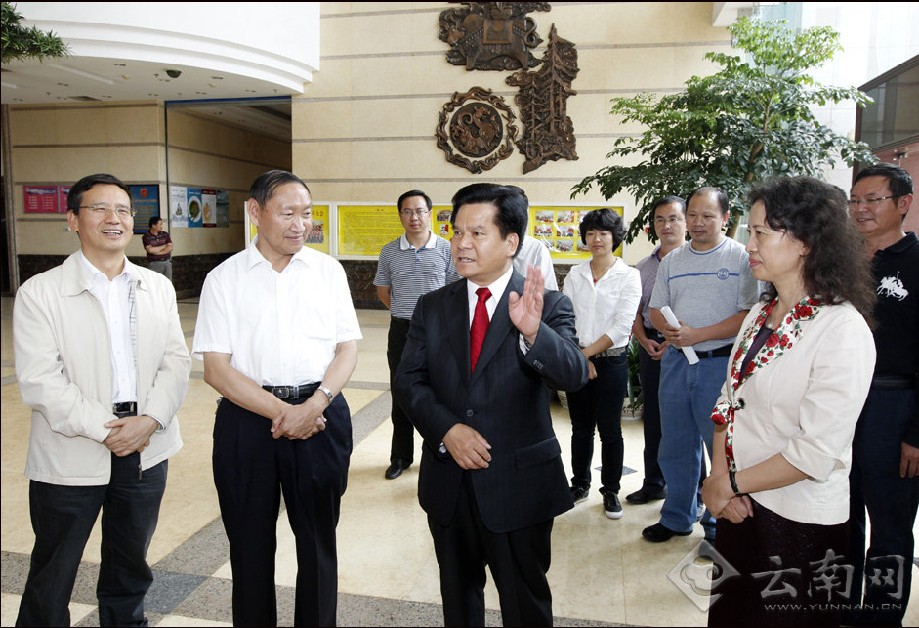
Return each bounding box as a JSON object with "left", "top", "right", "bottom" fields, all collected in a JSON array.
[{"left": 702, "top": 177, "right": 876, "bottom": 627}]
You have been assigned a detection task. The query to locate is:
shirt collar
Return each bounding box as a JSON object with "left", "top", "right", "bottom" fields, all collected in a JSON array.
[
  {"left": 246, "top": 236, "right": 312, "bottom": 271},
  {"left": 879, "top": 231, "right": 918, "bottom": 255},
  {"left": 466, "top": 266, "right": 514, "bottom": 304},
  {"left": 399, "top": 231, "right": 437, "bottom": 251},
  {"left": 78, "top": 250, "right": 133, "bottom": 282}
]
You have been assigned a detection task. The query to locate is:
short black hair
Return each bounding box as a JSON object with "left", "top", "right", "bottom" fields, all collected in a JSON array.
[
  {"left": 67, "top": 173, "right": 130, "bottom": 214},
  {"left": 249, "top": 170, "right": 311, "bottom": 207},
  {"left": 397, "top": 189, "right": 432, "bottom": 212},
  {"left": 687, "top": 186, "right": 730, "bottom": 215},
  {"left": 853, "top": 162, "right": 913, "bottom": 198},
  {"left": 451, "top": 183, "right": 528, "bottom": 256},
  {"left": 579, "top": 208, "right": 625, "bottom": 250},
  {"left": 148, "top": 216, "right": 162, "bottom": 229},
  {"left": 651, "top": 195, "right": 686, "bottom": 216}
]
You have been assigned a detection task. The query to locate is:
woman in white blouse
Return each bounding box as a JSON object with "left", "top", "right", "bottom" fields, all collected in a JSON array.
[
  {"left": 563, "top": 209, "right": 641, "bottom": 520},
  {"left": 702, "top": 177, "right": 876, "bottom": 627}
]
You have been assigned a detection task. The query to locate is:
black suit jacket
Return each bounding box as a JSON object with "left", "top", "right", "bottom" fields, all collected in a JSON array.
[{"left": 394, "top": 271, "right": 589, "bottom": 533}]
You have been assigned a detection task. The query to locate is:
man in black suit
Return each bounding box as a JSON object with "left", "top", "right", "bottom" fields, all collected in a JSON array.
[{"left": 395, "top": 183, "right": 588, "bottom": 626}]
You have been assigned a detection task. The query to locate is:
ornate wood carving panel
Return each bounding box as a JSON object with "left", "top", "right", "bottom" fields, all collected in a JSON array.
[
  {"left": 439, "top": 2, "right": 551, "bottom": 71},
  {"left": 436, "top": 87, "right": 519, "bottom": 173}
]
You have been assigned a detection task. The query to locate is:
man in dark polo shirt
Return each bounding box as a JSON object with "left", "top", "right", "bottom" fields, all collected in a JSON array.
[
  {"left": 142, "top": 216, "right": 173, "bottom": 281},
  {"left": 847, "top": 163, "right": 918, "bottom": 626},
  {"left": 374, "top": 190, "right": 460, "bottom": 480}
]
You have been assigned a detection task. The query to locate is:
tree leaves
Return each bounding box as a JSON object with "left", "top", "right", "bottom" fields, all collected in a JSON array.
[
  {"left": 572, "top": 17, "right": 876, "bottom": 243},
  {"left": 1, "top": 2, "right": 70, "bottom": 65}
]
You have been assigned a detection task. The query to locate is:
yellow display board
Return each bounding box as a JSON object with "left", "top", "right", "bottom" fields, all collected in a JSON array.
[
  {"left": 245, "top": 204, "right": 330, "bottom": 254},
  {"left": 529, "top": 206, "right": 625, "bottom": 260}
]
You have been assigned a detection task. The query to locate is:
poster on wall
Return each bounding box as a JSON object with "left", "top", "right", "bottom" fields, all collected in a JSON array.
[
  {"left": 23, "top": 186, "right": 62, "bottom": 213},
  {"left": 186, "top": 187, "right": 203, "bottom": 228},
  {"left": 201, "top": 189, "right": 217, "bottom": 227},
  {"left": 58, "top": 186, "right": 71, "bottom": 212},
  {"left": 336, "top": 205, "right": 403, "bottom": 257},
  {"left": 529, "top": 206, "right": 625, "bottom": 260},
  {"left": 129, "top": 184, "right": 160, "bottom": 234},
  {"left": 216, "top": 190, "right": 230, "bottom": 228},
  {"left": 170, "top": 186, "right": 189, "bottom": 228}
]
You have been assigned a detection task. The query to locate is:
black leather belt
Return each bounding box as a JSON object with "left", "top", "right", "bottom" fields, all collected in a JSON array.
[
  {"left": 262, "top": 383, "right": 319, "bottom": 400},
  {"left": 696, "top": 345, "right": 733, "bottom": 359},
  {"left": 112, "top": 401, "right": 137, "bottom": 415},
  {"left": 871, "top": 374, "right": 915, "bottom": 390}
]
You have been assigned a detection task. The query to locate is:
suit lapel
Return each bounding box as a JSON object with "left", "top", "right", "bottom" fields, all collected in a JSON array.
[
  {"left": 443, "top": 279, "right": 471, "bottom": 386},
  {"left": 471, "top": 272, "right": 521, "bottom": 382}
]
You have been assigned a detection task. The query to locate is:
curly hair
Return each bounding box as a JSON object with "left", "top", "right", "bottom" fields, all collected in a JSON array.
[{"left": 748, "top": 176, "right": 875, "bottom": 324}]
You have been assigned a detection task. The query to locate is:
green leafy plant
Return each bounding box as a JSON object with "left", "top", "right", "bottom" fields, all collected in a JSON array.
[
  {"left": 571, "top": 17, "right": 876, "bottom": 242},
  {"left": 1, "top": 2, "right": 69, "bottom": 65}
]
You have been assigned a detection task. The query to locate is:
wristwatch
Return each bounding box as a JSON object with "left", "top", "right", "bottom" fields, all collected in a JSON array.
[{"left": 317, "top": 385, "right": 335, "bottom": 405}]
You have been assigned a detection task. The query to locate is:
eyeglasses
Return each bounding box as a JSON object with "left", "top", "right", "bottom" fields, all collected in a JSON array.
[
  {"left": 847, "top": 195, "right": 900, "bottom": 209},
  {"left": 653, "top": 216, "right": 685, "bottom": 225},
  {"left": 399, "top": 208, "right": 430, "bottom": 218},
  {"left": 79, "top": 204, "right": 136, "bottom": 217}
]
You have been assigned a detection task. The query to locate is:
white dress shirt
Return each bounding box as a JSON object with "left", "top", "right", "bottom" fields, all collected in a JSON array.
[
  {"left": 80, "top": 252, "right": 137, "bottom": 404},
  {"left": 562, "top": 258, "right": 642, "bottom": 349},
  {"left": 192, "top": 240, "right": 362, "bottom": 385}
]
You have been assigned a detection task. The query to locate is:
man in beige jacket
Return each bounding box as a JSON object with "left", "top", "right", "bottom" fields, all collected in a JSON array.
[{"left": 13, "top": 173, "right": 189, "bottom": 627}]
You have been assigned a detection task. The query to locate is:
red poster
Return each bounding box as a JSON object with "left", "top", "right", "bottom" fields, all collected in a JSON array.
[{"left": 24, "top": 186, "right": 61, "bottom": 213}]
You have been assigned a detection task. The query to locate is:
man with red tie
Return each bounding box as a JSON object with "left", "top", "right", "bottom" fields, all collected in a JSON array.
[{"left": 394, "top": 183, "right": 588, "bottom": 626}]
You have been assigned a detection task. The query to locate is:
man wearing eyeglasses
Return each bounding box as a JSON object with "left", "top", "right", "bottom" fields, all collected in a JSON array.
[
  {"left": 846, "top": 163, "right": 918, "bottom": 626},
  {"left": 13, "top": 173, "right": 189, "bottom": 626},
  {"left": 143, "top": 216, "right": 174, "bottom": 281},
  {"left": 374, "top": 189, "right": 460, "bottom": 480}
]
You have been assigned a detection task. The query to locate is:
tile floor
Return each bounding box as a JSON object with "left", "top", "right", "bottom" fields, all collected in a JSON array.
[{"left": 1, "top": 296, "right": 916, "bottom": 627}]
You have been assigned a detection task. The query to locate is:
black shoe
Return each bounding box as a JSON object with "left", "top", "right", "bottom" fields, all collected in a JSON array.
[
  {"left": 603, "top": 492, "right": 623, "bottom": 519},
  {"left": 570, "top": 485, "right": 589, "bottom": 504},
  {"left": 642, "top": 522, "right": 692, "bottom": 543},
  {"left": 625, "top": 485, "right": 667, "bottom": 505},
  {"left": 385, "top": 460, "right": 410, "bottom": 480}
]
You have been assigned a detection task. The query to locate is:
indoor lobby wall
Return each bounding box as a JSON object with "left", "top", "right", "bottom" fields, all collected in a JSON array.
[
  {"left": 293, "top": 2, "right": 732, "bottom": 304},
  {"left": 7, "top": 102, "right": 290, "bottom": 297}
]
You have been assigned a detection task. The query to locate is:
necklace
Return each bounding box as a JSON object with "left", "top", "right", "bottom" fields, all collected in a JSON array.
[{"left": 590, "top": 258, "right": 615, "bottom": 282}]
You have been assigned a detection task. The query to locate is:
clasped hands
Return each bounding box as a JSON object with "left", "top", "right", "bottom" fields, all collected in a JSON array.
[
  {"left": 271, "top": 394, "right": 329, "bottom": 440},
  {"left": 701, "top": 472, "right": 754, "bottom": 524},
  {"left": 103, "top": 414, "right": 158, "bottom": 457}
]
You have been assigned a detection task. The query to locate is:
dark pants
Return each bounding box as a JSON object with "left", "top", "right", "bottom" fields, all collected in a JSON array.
[
  {"left": 709, "top": 500, "right": 849, "bottom": 627},
  {"left": 567, "top": 353, "right": 628, "bottom": 494},
  {"left": 847, "top": 385, "right": 919, "bottom": 626},
  {"left": 638, "top": 334, "right": 665, "bottom": 489},
  {"left": 17, "top": 453, "right": 167, "bottom": 628},
  {"left": 388, "top": 316, "right": 414, "bottom": 465},
  {"left": 429, "top": 474, "right": 555, "bottom": 627},
  {"left": 213, "top": 394, "right": 353, "bottom": 627}
]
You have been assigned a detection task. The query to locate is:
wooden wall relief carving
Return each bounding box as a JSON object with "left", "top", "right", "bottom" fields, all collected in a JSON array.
[
  {"left": 436, "top": 87, "right": 519, "bottom": 174},
  {"left": 439, "top": 2, "right": 551, "bottom": 71},
  {"left": 506, "top": 24, "right": 579, "bottom": 173}
]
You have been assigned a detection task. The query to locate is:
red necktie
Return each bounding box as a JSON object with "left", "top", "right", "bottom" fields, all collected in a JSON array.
[{"left": 470, "top": 287, "right": 491, "bottom": 372}]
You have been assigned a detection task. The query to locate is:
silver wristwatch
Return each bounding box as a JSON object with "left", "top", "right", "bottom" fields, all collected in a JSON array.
[{"left": 317, "top": 385, "right": 335, "bottom": 404}]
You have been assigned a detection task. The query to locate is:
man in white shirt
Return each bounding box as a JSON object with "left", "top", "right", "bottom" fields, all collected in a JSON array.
[
  {"left": 14, "top": 173, "right": 189, "bottom": 626},
  {"left": 193, "top": 170, "right": 362, "bottom": 627}
]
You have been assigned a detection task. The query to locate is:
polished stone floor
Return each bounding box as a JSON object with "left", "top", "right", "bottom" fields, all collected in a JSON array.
[{"left": 1, "top": 296, "right": 916, "bottom": 627}]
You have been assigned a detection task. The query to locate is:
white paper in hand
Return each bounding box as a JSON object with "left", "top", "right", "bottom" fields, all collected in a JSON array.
[{"left": 660, "top": 306, "right": 699, "bottom": 365}]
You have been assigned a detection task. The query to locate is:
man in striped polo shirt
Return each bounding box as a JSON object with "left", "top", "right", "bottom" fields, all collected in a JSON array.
[{"left": 375, "top": 189, "right": 460, "bottom": 480}]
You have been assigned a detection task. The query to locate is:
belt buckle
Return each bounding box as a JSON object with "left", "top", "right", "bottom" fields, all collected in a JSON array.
[{"left": 272, "top": 387, "right": 290, "bottom": 399}]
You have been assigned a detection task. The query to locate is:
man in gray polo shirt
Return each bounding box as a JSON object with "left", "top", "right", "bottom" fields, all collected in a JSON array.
[
  {"left": 643, "top": 186, "right": 758, "bottom": 544},
  {"left": 375, "top": 189, "right": 460, "bottom": 480}
]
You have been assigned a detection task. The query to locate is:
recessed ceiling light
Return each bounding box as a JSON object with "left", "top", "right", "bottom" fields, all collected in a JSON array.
[{"left": 210, "top": 76, "right": 223, "bottom": 80}]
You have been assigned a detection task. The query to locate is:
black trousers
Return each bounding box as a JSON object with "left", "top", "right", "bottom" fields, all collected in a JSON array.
[
  {"left": 213, "top": 394, "right": 352, "bottom": 627},
  {"left": 709, "top": 500, "right": 849, "bottom": 627},
  {"left": 429, "top": 474, "right": 555, "bottom": 627},
  {"left": 638, "top": 337, "right": 665, "bottom": 489},
  {"left": 567, "top": 353, "right": 628, "bottom": 494},
  {"left": 387, "top": 316, "right": 415, "bottom": 464},
  {"left": 17, "top": 453, "right": 167, "bottom": 628}
]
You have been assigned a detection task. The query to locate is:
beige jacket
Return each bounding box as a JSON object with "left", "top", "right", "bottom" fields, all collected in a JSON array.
[
  {"left": 14, "top": 252, "right": 188, "bottom": 485},
  {"left": 716, "top": 300, "right": 875, "bottom": 524}
]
